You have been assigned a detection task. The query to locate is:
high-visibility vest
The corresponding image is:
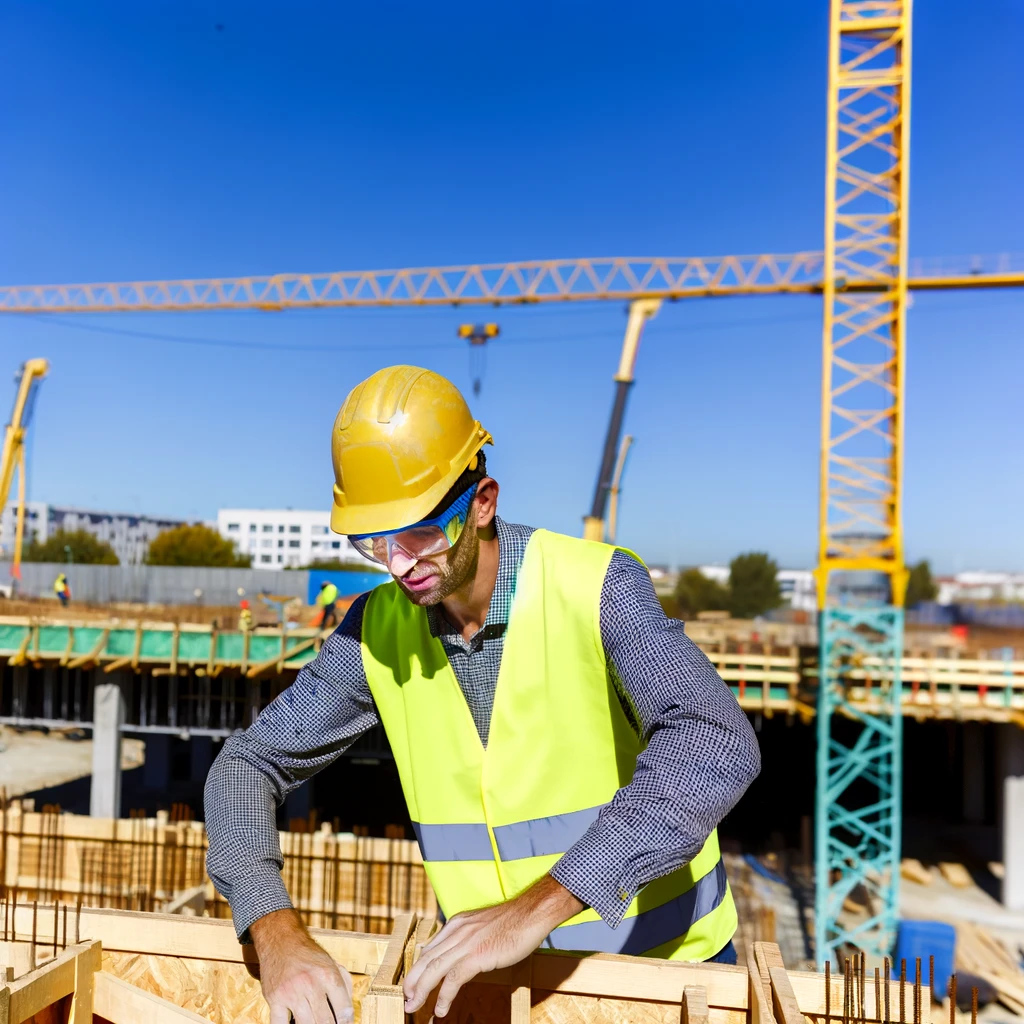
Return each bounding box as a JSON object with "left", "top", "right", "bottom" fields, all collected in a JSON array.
[
  {"left": 361, "top": 528, "right": 736, "bottom": 961},
  {"left": 318, "top": 583, "right": 339, "bottom": 606}
]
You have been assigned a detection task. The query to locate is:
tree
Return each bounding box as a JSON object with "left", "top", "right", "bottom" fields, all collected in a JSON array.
[
  {"left": 905, "top": 559, "right": 938, "bottom": 607},
  {"left": 146, "top": 523, "right": 252, "bottom": 567},
  {"left": 727, "top": 552, "right": 782, "bottom": 619},
  {"left": 674, "top": 568, "right": 730, "bottom": 618},
  {"left": 23, "top": 529, "right": 119, "bottom": 565}
]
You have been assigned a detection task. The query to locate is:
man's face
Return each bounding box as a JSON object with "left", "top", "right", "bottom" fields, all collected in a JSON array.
[{"left": 389, "top": 501, "right": 481, "bottom": 607}]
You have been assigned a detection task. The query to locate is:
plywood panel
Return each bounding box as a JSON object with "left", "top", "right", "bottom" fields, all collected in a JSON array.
[{"left": 101, "top": 950, "right": 372, "bottom": 1024}]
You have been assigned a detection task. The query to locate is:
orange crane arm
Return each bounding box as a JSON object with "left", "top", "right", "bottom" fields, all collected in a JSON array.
[{"left": 0, "top": 253, "right": 1020, "bottom": 313}]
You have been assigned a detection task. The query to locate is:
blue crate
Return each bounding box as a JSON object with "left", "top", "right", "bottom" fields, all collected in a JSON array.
[{"left": 895, "top": 920, "right": 956, "bottom": 995}]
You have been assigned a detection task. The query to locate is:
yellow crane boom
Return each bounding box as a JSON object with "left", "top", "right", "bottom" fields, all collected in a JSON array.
[
  {"left": 0, "top": 252, "right": 1020, "bottom": 312},
  {"left": 0, "top": 359, "right": 49, "bottom": 577}
]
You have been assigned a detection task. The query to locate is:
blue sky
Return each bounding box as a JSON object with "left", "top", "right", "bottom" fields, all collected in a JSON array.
[{"left": 1, "top": 1, "right": 1021, "bottom": 572}]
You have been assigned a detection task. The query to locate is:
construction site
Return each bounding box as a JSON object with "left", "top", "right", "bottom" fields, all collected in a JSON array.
[{"left": 1, "top": 0, "right": 1023, "bottom": 1020}]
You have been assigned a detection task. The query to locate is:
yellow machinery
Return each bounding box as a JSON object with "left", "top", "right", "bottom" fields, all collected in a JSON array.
[
  {"left": 0, "top": 359, "right": 49, "bottom": 576},
  {"left": 582, "top": 299, "right": 660, "bottom": 541}
]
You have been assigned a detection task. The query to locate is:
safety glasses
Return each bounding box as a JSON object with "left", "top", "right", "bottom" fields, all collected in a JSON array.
[{"left": 348, "top": 485, "right": 477, "bottom": 566}]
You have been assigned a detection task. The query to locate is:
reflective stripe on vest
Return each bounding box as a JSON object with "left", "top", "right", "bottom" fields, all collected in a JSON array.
[
  {"left": 413, "top": 804, "right": 605, "bottom": 863},
  {"left": 412, "top": 822, "right": 493, "bottom": 862},
  {"left": 493, "top": 803, "right": 604, "bottom": 861},
  {"left": 544, "top": 860, "right": 728, "bottom": 956}
]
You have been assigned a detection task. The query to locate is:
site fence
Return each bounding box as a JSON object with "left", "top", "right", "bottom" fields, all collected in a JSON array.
[{"left": 0, "top": 798, "right": 436, "bottom": 934}]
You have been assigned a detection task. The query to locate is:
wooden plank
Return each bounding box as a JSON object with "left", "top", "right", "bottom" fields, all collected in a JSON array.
[
  {"left": 93, "top": 970, "right": 212, "bottom": 1024},
  {"left": 683, "top": 985, "right": 710, "bottom": 1024},
  {"left": 525, "top": 950, "right": 749, "bottom": 1008},
  {"left": 8, "top": 943, "right": 90, "bottom": 1023},
  {"left": 745, "top": 949, "right": 775, "bottom": 1024},
  {"left": 67, "top": 907, "right": 387, "bottom": 971},
  {"left": 510, "top": 957, "right": 532, "bottom": 1024},
  {"left": 752, "top": 942, "right": 783, "bottom": 1016},
  {"left": 768, "top": 966, "right": 806, "bottom": 1024},
  {"left": 163, "top": 885, "right": 206, "bottom": 916},
  {"left": 365, "top": 915, "right": 416, "bottom": 1024},
  {"left": 0, "top": 985, "right": 8, "bottom": 1024},
  {"left": 67, "top": 630, "right": 109, "bottom": 670},
  {"left": 369, "top": 914, "right": 415, "bottom": 989},
  {"left": 939, "top": 862, "right": 973, "bottom": 888},
  {"left": 69, "top": 940, "right": 101, "bottom": 1024},
  {"left": 900, "top": 858, "right": 933, "bottom": 885}
]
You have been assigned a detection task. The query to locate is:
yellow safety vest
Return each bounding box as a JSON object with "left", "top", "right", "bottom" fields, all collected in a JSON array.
[{"left": 361, "top": 528, "right": 736, "bottom": 960}]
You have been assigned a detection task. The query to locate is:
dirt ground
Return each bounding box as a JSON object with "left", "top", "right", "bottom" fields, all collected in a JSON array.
[{"left": 0, "top": 727, "right": 144, "bottom": 798}]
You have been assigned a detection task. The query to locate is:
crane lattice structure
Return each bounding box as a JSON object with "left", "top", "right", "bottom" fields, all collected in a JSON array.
[
  {"left": 1, "top": 0, "right": 1021, "bottom": 966},
  {"left": 812, "top": 0, "right": 912, "bottom": 963}
]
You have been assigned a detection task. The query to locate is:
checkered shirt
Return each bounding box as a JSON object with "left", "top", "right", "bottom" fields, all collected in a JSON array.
[{"left": 205, "top": 518, "right": 760, "bottom": 940}]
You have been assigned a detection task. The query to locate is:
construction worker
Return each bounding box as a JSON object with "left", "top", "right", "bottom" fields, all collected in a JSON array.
[
  {"left": 205, "top": 366, "right": 759, "bottom": 1024},
  {"left": 53, "top": 573, "right": 70, "bottom": 607},
  {"left": 316, "top": 580, "right": 339, "bottom": 629},
  {"left": 238, "top": 599, "right": 253, "bottom": 632}
]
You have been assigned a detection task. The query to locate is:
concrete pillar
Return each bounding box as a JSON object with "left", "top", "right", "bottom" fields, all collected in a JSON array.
[
  {"left": 90, "top": 683, "right": 125, "bottom": 818},
  {"left": 190, "top": 735, "right": 214, "bottom": 783},
  {"left": 1004, "top": 777, "right": 1024, "bottom": 911},
  {"left": 142, "top": 733, "right": 171, "bottom": 791},
  {"left": 962, "top": 722, "right": 985, "bottom": 823},
  {"left": 998, "top": 725, "right": 1024, "bottom": 908}
]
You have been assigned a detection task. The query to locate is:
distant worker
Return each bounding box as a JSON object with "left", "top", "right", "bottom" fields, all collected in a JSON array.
[
  {"left": 316, "top": 580, "right": 339, "bottom": 629},
  {"left": 53, "top": 573, "right": 70, "bottom": 607},
  {"left": 206, "top": 366, "right": 760, "bottom": 1023},
  {"left": 238, "top": 599, "right": 253, "bottom": 632}
]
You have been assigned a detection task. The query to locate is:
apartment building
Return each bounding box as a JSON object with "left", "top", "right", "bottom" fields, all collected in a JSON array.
[
  {"left": 217, "top": 508, "right": 360, "bottom": 568},
  {"left": 0, "top": 501, "right": 184, "bottom": 565}
]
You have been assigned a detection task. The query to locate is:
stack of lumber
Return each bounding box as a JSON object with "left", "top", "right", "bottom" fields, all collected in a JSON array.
[
  {"left": 956, "top": 921, "right": 1024, "bottom": 1015},
  {"left": 0, "top": 904, "right": 926, "bottom": 1024}
]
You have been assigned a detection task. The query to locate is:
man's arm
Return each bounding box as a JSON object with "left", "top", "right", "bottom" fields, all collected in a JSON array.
[
  {"left": 204, "top": 593, "right": 379, "bottom": 938},
  {"left": 550, "top": 551, "right": 761, "bottom": 926}
]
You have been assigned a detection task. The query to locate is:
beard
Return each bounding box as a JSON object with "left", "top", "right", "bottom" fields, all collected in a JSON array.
[{"left": 396, "top": 513, "right": 480, "bottom": 607}]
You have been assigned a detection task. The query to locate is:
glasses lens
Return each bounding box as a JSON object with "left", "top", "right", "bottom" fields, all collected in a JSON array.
[
  {"left": 350, "top": 536, "right": 385, "bottom": 564},
  {"left": 389, "top": 525, "right": 449, "bottom": 559}
]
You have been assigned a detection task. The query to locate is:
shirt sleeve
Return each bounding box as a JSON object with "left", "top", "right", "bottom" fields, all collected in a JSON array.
[
  {"left": 549, "top": 552, "right": 761, "bottom": 927},
  {"left": 204, "top": 593, "right": 380, "bottom": 940}
]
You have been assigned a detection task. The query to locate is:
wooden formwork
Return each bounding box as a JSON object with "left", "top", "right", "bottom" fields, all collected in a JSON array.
[
  {"left": 0, "top": 905, "right": 927, "bottom": 1024},
  {"left": 1, "top": 801, "right": 436, "bottom": 932}
]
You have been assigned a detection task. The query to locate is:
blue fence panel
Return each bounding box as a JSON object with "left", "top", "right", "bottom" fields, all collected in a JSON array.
[{"left": 307, "top": 568, "right": 389, "bottom": 605}]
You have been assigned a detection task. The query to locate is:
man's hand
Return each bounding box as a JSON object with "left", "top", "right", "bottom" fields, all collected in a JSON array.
[
  {"left": 251, "top": 908, "right": 354, "bottom": 1024},
  {"left": 403, "top": 875, "right": 584, "bottom": 1018}
]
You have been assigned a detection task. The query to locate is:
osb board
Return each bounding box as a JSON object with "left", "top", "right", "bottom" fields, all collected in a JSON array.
[
  {"left": 101, "top": 950, "right": 372, "bottom": 1024},
  {"left": 417, "top": 982, "right": 747, "bottom": 1024}
]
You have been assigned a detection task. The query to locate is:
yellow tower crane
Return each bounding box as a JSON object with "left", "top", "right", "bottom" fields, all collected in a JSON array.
[{"left": 0, "top": 359, "right": 49, "bottom": 579}]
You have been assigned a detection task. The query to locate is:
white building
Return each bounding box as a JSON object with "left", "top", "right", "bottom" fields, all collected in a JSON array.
[
  {"left": 936, "top": 571, "right": 1024, "bottom": 605},
  {"left": 0, "top": 501, "right": 184, "bottom": 565},
  {"left": 217, "top": 508, "right": 360, "bottom": 569}
]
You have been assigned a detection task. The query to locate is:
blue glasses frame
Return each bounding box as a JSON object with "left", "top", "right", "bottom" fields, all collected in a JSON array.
[{"left": 348, "top": 484, "right": 477, "bottom": 544}]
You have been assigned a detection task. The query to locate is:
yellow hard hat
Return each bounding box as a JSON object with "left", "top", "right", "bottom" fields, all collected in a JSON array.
[{"left": 330, "top": 365, "right": 493, "bottom": 535}]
